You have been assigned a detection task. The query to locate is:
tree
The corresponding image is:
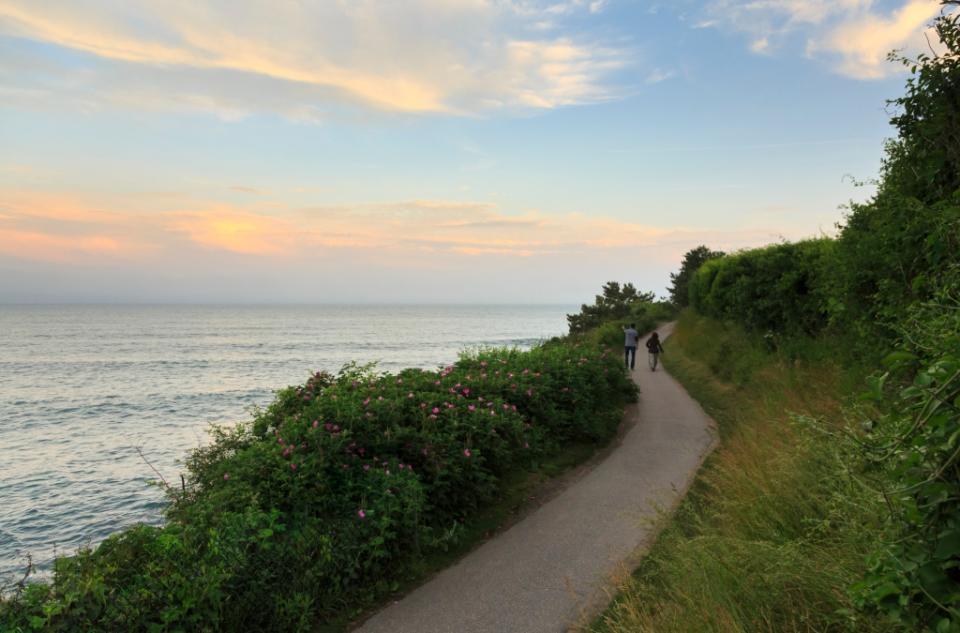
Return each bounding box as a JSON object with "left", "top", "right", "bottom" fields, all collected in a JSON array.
[
  {"left": 566, "top": 282, "right": 655, "bottom": 333},
  {"left": 668, "top": 245, "right": 725, "bottom": 308}
]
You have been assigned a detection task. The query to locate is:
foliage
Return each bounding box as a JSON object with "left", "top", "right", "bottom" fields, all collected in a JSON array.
[
  {"left": 566, "top": 282, "right": 661, "bottom": 333},
  {"left": 591, "top": 312, "right": 888, "bottom": 633},
  {"left": 0, "top": 339, "right": 636, "bottom": 632},
  {"left": 674, "top": 5, "right": 960, "bottom": 628},
  {"left": 882, "top": 2, "right": 960, "bottom": 205},
  {"left": 854, "top": 268, "right": 960, "bottom": 631},
  {"left": 668, "top": 245, "right": 724, "bottom": 308},
  {"left": 688, "top": 239, "right": 836, "bottom": 338}
]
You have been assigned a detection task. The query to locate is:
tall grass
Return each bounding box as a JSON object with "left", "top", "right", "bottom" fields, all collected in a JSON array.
[{"left": 590, "top": 311, "right": 897, "bottom": 633}]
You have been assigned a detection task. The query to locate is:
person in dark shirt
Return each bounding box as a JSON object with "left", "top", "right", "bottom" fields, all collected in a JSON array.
[{"left": 646, "top": 332, "right": 664, "bottom": 371}]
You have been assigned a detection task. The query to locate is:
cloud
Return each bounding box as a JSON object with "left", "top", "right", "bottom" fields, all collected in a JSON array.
[
  {"left": 0, "top": 0, "right": 631, "bottom": 116},
  {"left": 0, "top": 188, "right": 803, "bottom": 269},
  {"left": 645, "top": 67, "right": 676, "bottom": 83},
  {"left": 809, "top": 0, "right": 946, "bottom": 79},
  {"left": 696, "top": 0, "right": 948, "bottom": 79}
]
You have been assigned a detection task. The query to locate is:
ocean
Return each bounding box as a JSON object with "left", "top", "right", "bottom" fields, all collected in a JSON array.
[{"left": 0, "top": 304, "right": 573, "bottom": 585}]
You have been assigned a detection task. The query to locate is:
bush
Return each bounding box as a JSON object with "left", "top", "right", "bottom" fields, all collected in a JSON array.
[
  {"left": 688, "top": 239, "right": 835, "bottom": 338},
  {"left": 0, "top": 339, "right": 636, "bottom": 632}
]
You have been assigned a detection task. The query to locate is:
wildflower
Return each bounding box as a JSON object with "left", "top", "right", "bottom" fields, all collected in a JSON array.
[
  {"left": 223, "top": 473, "right": 230, "bottom": 481},
  {"left": 396, "top": 378, "right": 403, "bottom": 384},
  {"left": 464, "top": 448, "right": 472, "bottom": 457},
  {"left": 524, "top": 442, "right": 529, "bottom": 449},
  {"left": 358, "top": 509, "right": 366, "bottom": 519},
  {"left": 468, "top": 405, "right": 476, "bottom": 412},
  {"left": 490, "top": 410, "right": 496, "bottom": 416},
  {"left": 432, "top": 407, "right": 440, "bottom": 414},
  {"left": 363, "top": 397, "right": 371, "bottom": 406},
  {"left": 363, "top": 464, "right": 371, "bottom": 471},
  {"left": 290, "top": 463, "right": 298, "bottom": 471},
  {"left": 463, "top": 388, "right": 471, "bottom": 396},
  {"left": 408, "top": 392, "right": 415, "bottom": 399},
  {"left": 312, "top": 420, "right": 319, "bottom": 428},
  {"left": 526, "top": 388, "right": 533, "bottom": 397}
]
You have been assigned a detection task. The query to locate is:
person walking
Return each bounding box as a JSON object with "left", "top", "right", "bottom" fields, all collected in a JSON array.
[
  {"left": 623, "top": 323, "right": 639, "bottom": 370},
  {"left": 646, "top": 332, "right": 664, "bottom": 371}
]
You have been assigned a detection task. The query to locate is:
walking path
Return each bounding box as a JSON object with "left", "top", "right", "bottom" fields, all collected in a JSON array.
[{"left": 357, "top": 323, "right": 717, "bottom": 633}]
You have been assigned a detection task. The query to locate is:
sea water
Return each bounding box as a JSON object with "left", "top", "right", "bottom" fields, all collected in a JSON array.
[{"left": 0, "top": 304, "right": 572, "bottom": 584}]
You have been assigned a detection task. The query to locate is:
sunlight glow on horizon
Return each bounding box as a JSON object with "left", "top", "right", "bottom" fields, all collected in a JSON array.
[{"left": 0, "top": 0, "right": 949, "bottom": 302}]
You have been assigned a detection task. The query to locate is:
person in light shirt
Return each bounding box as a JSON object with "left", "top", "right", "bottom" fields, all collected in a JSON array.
[{"left": 623, "top": 323, "right": 639, "bottom": 370}]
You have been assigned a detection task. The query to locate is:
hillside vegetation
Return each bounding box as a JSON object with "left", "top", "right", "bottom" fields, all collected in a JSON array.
[
  {"left": 1, "top": 340, "right": 638, "bottom": 631},
  {"left": 596, "top": 4, "right": 960, "bottom": 632}
]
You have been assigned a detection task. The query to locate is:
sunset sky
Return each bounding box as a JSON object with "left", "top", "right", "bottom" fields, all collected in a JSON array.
[{"left": 0, "top": 0, "right": 947, "bottom": 303}]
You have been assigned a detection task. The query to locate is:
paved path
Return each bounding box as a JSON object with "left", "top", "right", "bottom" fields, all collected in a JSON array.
[{"left": 357, "top": 323, "right": 717, "bottom": 633}]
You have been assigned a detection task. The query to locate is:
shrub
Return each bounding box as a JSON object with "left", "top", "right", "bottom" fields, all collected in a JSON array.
[{"left": 0, "top": 339, "right": 636, "bottom": 632}]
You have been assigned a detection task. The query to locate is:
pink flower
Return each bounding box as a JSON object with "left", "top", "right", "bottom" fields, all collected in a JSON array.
[
  {"left": 524, "top": 442, "right": 530, "bottom": 448},
  {"left": 290, "top": 463, "right": 298, "bottom": 471},
  {"left": 358, "top": 509, "right": 366, "bottom": 519},
  {"left": 432, "top": 407, "right": 440, "bottom": 414},
  {"left": 526, "top": 388, "right": 533, "bottom": 397},
  {"left": 468, "top": 404, "right": 476, "bottom": 412},
  {"left": 463, "top": 388, "right": 471, "bottom": 396},
  {"left": 223, "top": 473, "right": 230, "bottom": 481},
  {"left": 363, "top": 397, "right": 371, "bottom": 406},
  {"left": 312, "top": 420, "right": 319, "bottom": 428},
  {"left": 480, "top": 361, "right": 488, "bottom": 368},
  {"left": 463, "top": 448, "right": 472, "bottom": 457},
  {"left": 363, "top": 464, "right": 371, "bottom": 471}
]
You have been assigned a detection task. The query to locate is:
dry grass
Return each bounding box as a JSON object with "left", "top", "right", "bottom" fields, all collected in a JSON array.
[{"left": 588, "top": 313, "right": 897, "bottom": 633}]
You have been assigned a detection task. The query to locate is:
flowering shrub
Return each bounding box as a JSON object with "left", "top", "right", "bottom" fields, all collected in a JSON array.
[{"left": 1, "top": 339, "right": 635, "bottom": 632}]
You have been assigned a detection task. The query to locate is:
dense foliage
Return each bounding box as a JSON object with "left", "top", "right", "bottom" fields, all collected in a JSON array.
[
  {"left": 689, "top": 239, "right": 835, "bottom": 338},
  {"left": 565, "top": 282, "right": 674, "bottom": 356},
  {"left": 0, "top": 340, "right": 636, "bottom": 631},
  {"left": 667, "top": 245, "right": 724, "bottom": 308},
  {"left": 566, "top": 282, "right": 659, "bottom": 333},
  {"left": 684, "top": 4, "right": 960, "bottom": 629}
]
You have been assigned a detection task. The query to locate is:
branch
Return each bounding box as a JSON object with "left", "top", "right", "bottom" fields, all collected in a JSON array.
[{"left": 134, "top": 445, "right": 170, "bottom": 489}]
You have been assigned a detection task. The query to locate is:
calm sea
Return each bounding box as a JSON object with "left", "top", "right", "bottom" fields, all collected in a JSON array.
[{"left": 0, "top": 304, "right": 573, "bottom": 585}]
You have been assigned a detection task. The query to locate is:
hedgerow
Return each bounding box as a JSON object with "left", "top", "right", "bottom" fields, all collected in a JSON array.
[{"left": 678, "top": 4, "right": 960, "bottom": 629}]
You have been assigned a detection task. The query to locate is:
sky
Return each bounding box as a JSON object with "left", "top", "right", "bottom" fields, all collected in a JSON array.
[{"left": 0, "top": 0, "right": 950, "bottom": 304}]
